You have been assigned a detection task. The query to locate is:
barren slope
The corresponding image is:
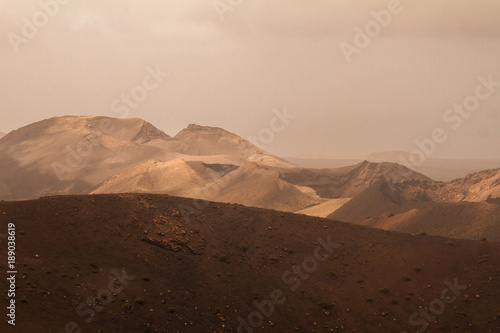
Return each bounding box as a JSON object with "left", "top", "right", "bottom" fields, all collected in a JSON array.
[
  {"left": 91, "top": 159, "right": 432, "bottom": 215},
  {"left": 1, "top": 194, "right": 499, "bottom": 333},
  {"left": 360, "top": 201, "right": 500, "bottom": 242},
  {"left": 296, "top": 198, "right": 352, "bottom": 218},
  {"left": 328, "top": 170, "right": 500, "bottom": 241},
  {"left": 90, "top": 159, "right": 229, "bottom": 198},
  {"left": 328, "top": 177, "right": 433, "bottom": 222},
  {"left": 150, "top": 124, "right": 296, "bottom": 168},
  {"left": 211, "top": 163, "right": 320, "bottom": 212},
  {"left": 92, "top": 161, "right": 320, "bottom": 212},
  {"left": 281, "top": 161, "right": 431, "bottom": 199},
  {"left": 429, "top": 168, "right": 500, "bottom": 202}
]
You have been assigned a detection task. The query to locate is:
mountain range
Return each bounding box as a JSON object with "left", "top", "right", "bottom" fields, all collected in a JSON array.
[
  {"left": 287, "top": 152, "right": 500, "bottom": 182},
  {"left": 1, "top": 116, "right": 499, "bottom": 240}
]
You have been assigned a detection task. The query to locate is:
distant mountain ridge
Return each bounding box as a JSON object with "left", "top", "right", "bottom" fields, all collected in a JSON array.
[
  {"left": 327, "top": 168, "right": 500, "bottom": 241},
  {"left": 287, "top": 151, "right": 500, "bottom": 181}
]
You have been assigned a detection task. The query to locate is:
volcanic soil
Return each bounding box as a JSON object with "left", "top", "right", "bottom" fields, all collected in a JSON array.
[{"left": 1, "top": 194, "right": 499, "bottom": 332}]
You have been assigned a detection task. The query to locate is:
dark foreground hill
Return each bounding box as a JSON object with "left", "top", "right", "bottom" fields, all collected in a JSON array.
[{"left": 1, "top": 194, "right": 499, "bottom": 332}]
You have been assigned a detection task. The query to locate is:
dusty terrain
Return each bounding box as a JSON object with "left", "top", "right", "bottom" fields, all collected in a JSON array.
[
  {"left": 328, "top": 170, "right": 500, "bottom": 241},
  {"left": 1, "top": 116, "right": 499, "bottom": 244},
  {"left": 0, "top": 116, "right": 294, "bottom": 201},
  {"left": 1, "top": 194, "right": 499, "bottom": 332},
  {"left": 0, "top": 116, "right": 425, "bottom": 215}
]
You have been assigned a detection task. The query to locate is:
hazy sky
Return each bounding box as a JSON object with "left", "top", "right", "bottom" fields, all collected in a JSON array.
[{"left": 1, "top": 0, "right": 500, "bottom": 159}]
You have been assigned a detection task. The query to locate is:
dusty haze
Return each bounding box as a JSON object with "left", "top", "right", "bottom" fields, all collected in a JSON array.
[{"left": 1, "top": 0, "right": 500, "bottom": 159}]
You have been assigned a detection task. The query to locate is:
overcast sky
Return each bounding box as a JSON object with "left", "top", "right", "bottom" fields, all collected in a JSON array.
[{"left": 1, "top": 0, "right": 499, "bottom": 159}]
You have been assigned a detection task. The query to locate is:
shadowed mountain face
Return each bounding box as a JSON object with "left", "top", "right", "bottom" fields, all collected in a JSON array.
[
  {"left": 1, "top": 194, "right": 499, "bottom": 332},
  {"left": 0, "top": 131, "right": 5, "bottom": 139}
]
